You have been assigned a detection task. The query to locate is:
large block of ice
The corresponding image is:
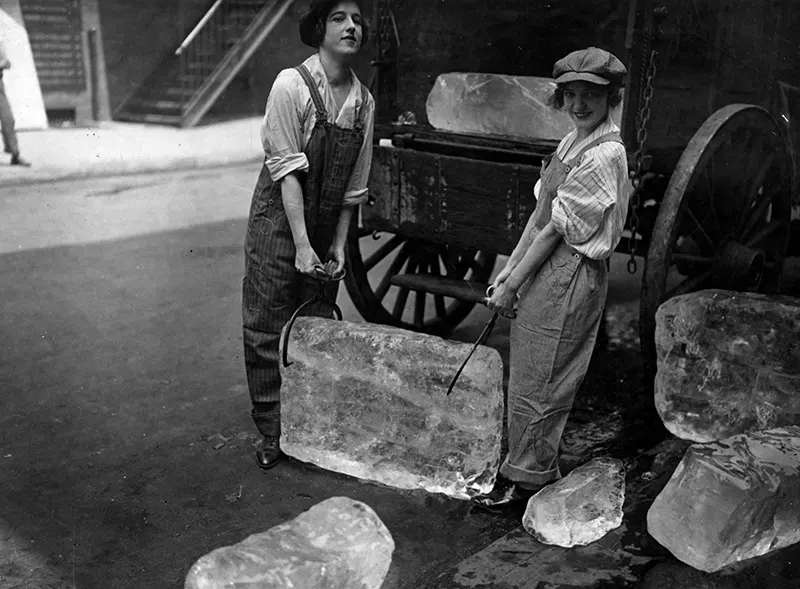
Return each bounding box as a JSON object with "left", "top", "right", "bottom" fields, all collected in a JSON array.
[
  {"left": 184, "top": 497, "right": 394, "bottom": 589},
  {"left": 426, "top": 72, "right": 622, "bottom": 141},
  {"left": 279, "top": 317, "right": 504, "bottom": 499},
  {"left": 655, "top": 289, "right": 800, "bottom": 443},
  {"left": 522, "top": 457, "right": 625, "bottom": 547},
  {"left": 647, "top": 426, "right": 800, "bottom": 573}
]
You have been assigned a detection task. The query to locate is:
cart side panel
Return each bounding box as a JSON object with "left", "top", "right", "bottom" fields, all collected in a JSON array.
[{"left": 363, "top": 147, "right": 540, "bottom": 255}]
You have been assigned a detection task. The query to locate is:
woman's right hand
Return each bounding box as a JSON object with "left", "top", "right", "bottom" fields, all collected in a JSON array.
[
  {"left": 295, "top": 243, "right": 323, "bottom": 276},
  {"left": 491, "top": 262, "right": 515, "bottom": 291}
]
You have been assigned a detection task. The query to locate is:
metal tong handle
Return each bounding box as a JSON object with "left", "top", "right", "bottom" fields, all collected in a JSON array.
[
  {"left": 281, "top": 268, "right": 345, "bottom": 368},
  {"left": 445, "top": 285, "right": 520, "bottom": 396},
  {"left": 445, "top": 311, "right": 499, "bottom": 396}
]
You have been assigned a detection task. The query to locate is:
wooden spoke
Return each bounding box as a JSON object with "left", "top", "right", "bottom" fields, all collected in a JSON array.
[
  {"left": 684, "top": 206, "right": 717, "bottom": 252},
  {"left": 427, "top": 260, "right": 448, "bottom": 318},
  {"left": 393, "top": 287, "right": 410, "bottom": 319},
  {"left": 414, "top": 289, "right": 426, "bottom": 327},
  {"left": 665, "top": 270, "right": 713, "bottom": 300},
  {"left": 375, "top": 243, "right": 411, "bottom": 301},
  {"left": 452, "top": 251, "right": 476, "bottom": 277},
  {"left": 745, "top": 220, "right": 784, "bottom": 248},
  {"left": 363, "top": 234, "right": 404, "bottom": 272},
  {"left": 740, "top": 187, "right": 777, "bottom": 242},
  {"left": 671, "top": 252, "right": 716, "bottom": 266},
  {"left": 740, "top": 153, "right": 774, "bottom": 203}
]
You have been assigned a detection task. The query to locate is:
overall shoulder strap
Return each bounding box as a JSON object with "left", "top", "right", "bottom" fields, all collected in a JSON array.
[
  {"left": 295, "top": 65, "right": 327, "bottom": 121},
  {"left": 571, "top": 132, "right": 624, "bottom": 163}
]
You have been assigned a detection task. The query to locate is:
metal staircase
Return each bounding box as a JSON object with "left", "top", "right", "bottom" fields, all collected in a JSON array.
[{"left": 115, "top": 0, "right": 294, "bottom": 127}]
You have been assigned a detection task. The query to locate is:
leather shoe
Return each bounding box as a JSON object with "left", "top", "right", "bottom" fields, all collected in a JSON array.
[
  {"left": 11, "top": 154, "right": 31, "bottom": 167},
  {"left": 471, "top": 480, "right": 541, "bottom": 512},
  {"left": 255, "top": 435, "right": 283, "bottom": 470}
]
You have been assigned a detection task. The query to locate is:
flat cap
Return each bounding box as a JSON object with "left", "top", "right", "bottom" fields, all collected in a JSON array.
[{"left": 553, "top": 47, "right": 627, "bottom": 86}]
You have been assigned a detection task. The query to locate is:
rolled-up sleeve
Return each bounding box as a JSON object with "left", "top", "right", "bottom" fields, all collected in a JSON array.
[
  {"left": 342, "top": 91, "right": 375, "bottom": 206},
  {"left": 551, "top": 146, "right": 622, "bottom": 245},
  {"left": 261, "top": 69, "right": 309, "bottom": 183}
]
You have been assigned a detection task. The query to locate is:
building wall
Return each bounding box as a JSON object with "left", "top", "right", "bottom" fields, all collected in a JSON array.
[
  {"left": 208, "top": 1, "right": 373, "bottom": 120},
  {"left": 100, "top": 0, "right": 375, "bottom": 121},
  {"left": 100, "top": 0, "right": 210, "bottom": 115},
  {"left": 0, "top": 2, "right": 48, "bottom": 129},
  {"left": 3, "top": 0, "right": 111, "bottom": 125}
]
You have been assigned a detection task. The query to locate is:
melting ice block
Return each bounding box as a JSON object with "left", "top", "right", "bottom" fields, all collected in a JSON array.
[
  {"left": 279, "top": 317, "right": 504, "bottom": 500},
  {"left": 647, "top": 427, "right": 800, "bottom": 572},
  {"left": 655, "top": 289, "right": 800, "bottom": 443},
  {"left": 185, "top": 497, "right": 394, "bottom": 589},
  {"left": 426, "top": 72, "right": 621, "bottom": 141},
  {"left": 522, "top": 457, "right": 625, "bottom": 548}
]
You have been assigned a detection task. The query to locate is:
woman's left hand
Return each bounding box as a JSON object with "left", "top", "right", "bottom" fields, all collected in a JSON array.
[
  {"left": 487, "top": 281, "right": 519, "bottom": 318},
  {"left": 324, "top": 245, "right": 346, "bottom": 279}
]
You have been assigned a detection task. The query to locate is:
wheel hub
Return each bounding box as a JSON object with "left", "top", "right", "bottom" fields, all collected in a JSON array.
[{"left": 717, "top": 241, "right": 765, "bottom": 290}]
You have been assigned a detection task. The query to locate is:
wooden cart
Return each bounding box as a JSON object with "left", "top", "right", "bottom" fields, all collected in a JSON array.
[{"left": 344, "top": 0, "right": 799, "bottom": 372}]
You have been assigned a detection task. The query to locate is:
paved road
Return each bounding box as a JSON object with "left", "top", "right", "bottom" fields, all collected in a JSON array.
[{"left": 0, "top": 163, "right": 649, "bottom": 589}]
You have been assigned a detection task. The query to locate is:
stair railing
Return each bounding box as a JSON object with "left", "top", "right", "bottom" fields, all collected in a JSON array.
[
  {"left": 180, "top": 0, "right": 295, "bottom": 127},
  {"left": 173, "top": 0, "right": 232, "bottom": 112}
]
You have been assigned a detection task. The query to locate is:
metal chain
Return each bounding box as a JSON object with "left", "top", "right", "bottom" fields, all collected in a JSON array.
[{"left": 627, "top": 48, "right": 659, "bottom": 274}]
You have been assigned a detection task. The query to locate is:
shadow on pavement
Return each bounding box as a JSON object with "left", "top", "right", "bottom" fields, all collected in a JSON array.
[{"left": 0, "top": 218, "right": 521, "bottom": 589}]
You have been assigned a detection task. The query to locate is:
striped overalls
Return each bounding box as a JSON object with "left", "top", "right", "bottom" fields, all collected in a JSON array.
[
  {"left": 242, "top": 64, "right": 367, "bottom": 437},
  {"left": 501, "top": 132, "right": 623, "bottom": 487}
]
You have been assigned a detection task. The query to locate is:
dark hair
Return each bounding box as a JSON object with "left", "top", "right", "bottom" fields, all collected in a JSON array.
[
  {"left": 311, "top": 2, "right": 370, "bottom": 48},
  {"left": 547, "top": 83, "right": 623, "bottom": 110}
]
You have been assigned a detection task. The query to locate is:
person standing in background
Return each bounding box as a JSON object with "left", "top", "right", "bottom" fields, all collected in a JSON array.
[{"left": 0, "top": 38, "right": 31, "bottom": 167}]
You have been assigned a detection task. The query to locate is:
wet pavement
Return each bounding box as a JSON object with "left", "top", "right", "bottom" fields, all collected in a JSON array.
[{"left": 1, "top": 163, "right": 798, "bottom": 589}]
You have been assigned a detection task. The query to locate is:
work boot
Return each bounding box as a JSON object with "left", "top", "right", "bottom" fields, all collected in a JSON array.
[
  {"left": 471, "top": 477, "right": 543, "bottom": 513},
  {"left": 11, "top": 154, "right": 31, "bottom": 167},
  {"left": 255, "top": 435, "right": 283, "bottom": 470}
]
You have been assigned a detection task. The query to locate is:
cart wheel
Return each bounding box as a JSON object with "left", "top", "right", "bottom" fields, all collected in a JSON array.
[
  {"left": 345, "top": 227, "right": 497, "bottom": 336},
  {"left": 640, "top": 104, "right": 794, "bottom": 376}
]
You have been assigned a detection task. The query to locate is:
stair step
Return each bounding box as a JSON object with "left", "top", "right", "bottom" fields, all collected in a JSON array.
[
  {"left": 115, "top": 111, "right": 184, "bottom": 126},
  {"left": 162, "top": 86, "right": 198, "bottom": 98},
  {"left": 389, "top": 274, "right": 490, "bottom": 304},
  {"left": 138, "top": 86, "right": 195, "bottom": 100},
  {"left": 128, "top": 98, "right": 184, "bottom": 111}
]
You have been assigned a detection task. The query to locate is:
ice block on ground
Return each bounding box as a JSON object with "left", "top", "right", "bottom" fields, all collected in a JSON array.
[
  {"left": 522, "top": 457, "right": 625, "bottom": 547},
  {"left": 647, "top": 426, "right": 800, "bottom": 572},
  {"left": 184, "top": 497, "right": 394, "bottom": 589},
  {"left": 279, "top": 317, "right": 504, "bottom": 500},
  {"left": 655, "top": 289, "right": 800, "bottom": 443}
]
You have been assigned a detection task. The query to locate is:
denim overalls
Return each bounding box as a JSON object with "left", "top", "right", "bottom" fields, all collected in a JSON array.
[
  {"left": 501, "top": 132, "right": 623, "bottom": 487},
  {"left": 242, "top": 64, "right": 367, "bottom": 437}
]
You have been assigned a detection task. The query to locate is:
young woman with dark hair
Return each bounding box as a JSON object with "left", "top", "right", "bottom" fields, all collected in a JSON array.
[{"left": 242, "top": 0, "right": 374, "bottom": 470}]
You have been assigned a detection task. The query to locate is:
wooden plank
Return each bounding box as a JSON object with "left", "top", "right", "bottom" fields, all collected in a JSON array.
[
  {"left": 389, "top": 274, "right": 489, "bottom": 304},
  {"left": 365, "top": 146, "right": 540, "bottom": 255}
]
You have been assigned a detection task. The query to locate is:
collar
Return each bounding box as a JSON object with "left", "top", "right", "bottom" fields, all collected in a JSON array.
[
  {"left": 301, "top": 54, "right": 363, "bottom": 107},
  {"left": 558, "top": 116, "right": 620, "bottom": 161}
]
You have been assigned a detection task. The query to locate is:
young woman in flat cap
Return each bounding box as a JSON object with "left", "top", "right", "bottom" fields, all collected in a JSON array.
[
  {"left": 242, "top": 0, "right": 374, "bottom": 470},
  {"left": 474, "top": 47, "right": 630, "bottom": 509}
]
